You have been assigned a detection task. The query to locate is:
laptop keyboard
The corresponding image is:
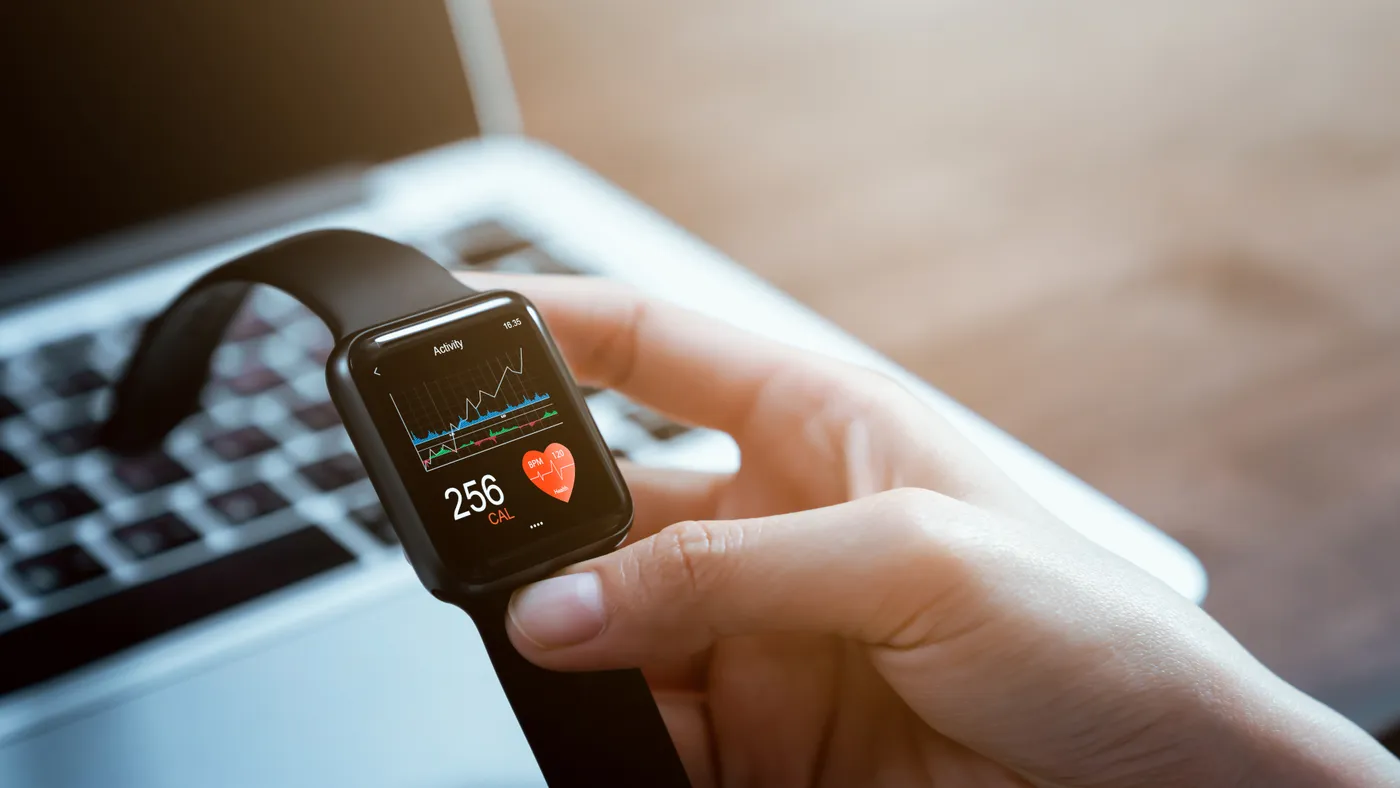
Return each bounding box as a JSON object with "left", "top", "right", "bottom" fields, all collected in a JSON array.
[{"left": 0, "top": 222, "right": 703, "bottom": 698}]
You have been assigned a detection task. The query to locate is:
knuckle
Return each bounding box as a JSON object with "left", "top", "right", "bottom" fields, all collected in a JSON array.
[
  {"left": 648, "top": 520, "right": 738, "bottom": 597},
  {"left": 591, "top": 285, "right": 650, "bottom": 390},
  {"left": 870, "top": 487, "right": 947, "bottom": 543},
  {"left": 799, "top": 365, "right": 925, "bottom": 445},
  {"left": 863, "top": 488, "right": 992, "bottom": 645},
  {"left": 868, "top": 487, "right": 981, "bottom": 585},
  {"left": 824, "top": 363, "right": 912, "bottom": 408}
]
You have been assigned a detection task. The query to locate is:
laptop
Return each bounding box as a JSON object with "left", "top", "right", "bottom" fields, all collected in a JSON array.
[{"left": 0, "top": 2, "right": 1207, "bottom": 785}]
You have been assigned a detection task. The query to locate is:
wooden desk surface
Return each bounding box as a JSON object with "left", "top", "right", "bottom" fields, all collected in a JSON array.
[{"left": 494, "top": 0, "right": 1400, "bottom": 729}]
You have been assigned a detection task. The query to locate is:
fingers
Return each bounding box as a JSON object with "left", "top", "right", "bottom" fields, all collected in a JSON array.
[
  {"left": 653, "top": 691, "right": 716, "bottom": 788},
  {"left": 619, "top": 462, "right": 730, "bottom": 543},
  {"left": 505, "top": 488, "right": 982, "bottom": 670},
  {"left": 460, "top": 273, "right": 1050, "bottom": 522},
  {"left": 597, "top": 463, "right": 729, "bottom": 692},
  {"left": 457, "top": 273, "right": 829, "bottom": 437}
]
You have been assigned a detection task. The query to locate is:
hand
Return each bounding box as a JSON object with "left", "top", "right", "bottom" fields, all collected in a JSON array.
[{"left": 463, "top": 274, "right": 1399, "bottom": 787}]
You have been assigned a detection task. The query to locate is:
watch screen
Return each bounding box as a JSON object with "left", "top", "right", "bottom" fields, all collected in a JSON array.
[{"left": 347, "top": 293, "right": 629, "bottom": 584}]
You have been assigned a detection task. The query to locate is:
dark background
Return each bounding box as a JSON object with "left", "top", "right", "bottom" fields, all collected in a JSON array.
[{"left": 0, "top": 0, "right": 475, "bottom": 265}]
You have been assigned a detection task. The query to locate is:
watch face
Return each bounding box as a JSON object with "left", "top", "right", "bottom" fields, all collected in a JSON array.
[{"left": 345, "top": 292, "right": 629, "bottom": 587}]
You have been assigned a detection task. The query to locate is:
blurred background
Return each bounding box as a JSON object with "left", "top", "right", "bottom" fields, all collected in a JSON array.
[{"left": 494, "top": 0, "right": 1400, "bottom": 731}]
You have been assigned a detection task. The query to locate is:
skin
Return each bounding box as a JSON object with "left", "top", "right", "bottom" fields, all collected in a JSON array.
[{"left": 461, "top": 273, "right": 1400, "bottom": 787}]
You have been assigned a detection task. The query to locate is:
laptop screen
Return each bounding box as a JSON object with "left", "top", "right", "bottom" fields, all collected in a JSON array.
[{"left": 0, "top": 0, "right": 479, "bottom": 269}]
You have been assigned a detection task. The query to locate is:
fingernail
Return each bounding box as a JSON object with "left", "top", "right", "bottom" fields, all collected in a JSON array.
[{"left": 508, "top": 572, "right": 605, "bottom": 649}]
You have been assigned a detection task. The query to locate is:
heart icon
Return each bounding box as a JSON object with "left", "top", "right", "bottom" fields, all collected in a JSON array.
[{"left": 522, "top": 443, "right": 576, "bottom": 502}]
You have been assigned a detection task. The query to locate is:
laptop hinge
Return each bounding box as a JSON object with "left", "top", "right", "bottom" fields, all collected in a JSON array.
[{"left": 0, "top": 166, "right": 368, "bottom": 309}]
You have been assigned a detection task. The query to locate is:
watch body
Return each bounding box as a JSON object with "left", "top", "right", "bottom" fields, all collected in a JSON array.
[{"left": 328, "top": 290, "right": 632, "bottom": 598}]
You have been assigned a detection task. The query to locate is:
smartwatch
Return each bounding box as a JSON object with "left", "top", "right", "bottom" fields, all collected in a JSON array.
[{"left": 100, "top": 229, "right": 691, "bottom": 786}]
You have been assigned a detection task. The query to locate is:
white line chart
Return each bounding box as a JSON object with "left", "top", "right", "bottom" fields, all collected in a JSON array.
[
  {"left": 526, "top": 457, "right": 575, "bottom": 486},
  {"left": 388, "top": 348, "right": 563, "bottom": 471}
]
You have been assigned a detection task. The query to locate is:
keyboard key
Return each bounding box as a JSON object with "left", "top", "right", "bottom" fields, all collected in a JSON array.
[
  {"left": 306, "top": 342, "right": 334, "bottom": 365},
  {"left": 626, "top": 407, "right": 692, "bottom": 441},
  {"left": 36, "top": 334, "right": 97, "bottom": 361},
  {"left": 13, "top": 544, "right": 107, "bottom": 596},
  {"left": 478, "top": 248, "right": 581, "bottom": 276},
  {"left": 49, "top": 368, "right": 107, "bottom": 398},
  {"left": 293, "top": 401, "right": 341, "bottom": 431},
  {"left": 45, "top": 422, "right": 100, "bottom": 455},
  {"left": 223, "top": 365, "right": 283, "bottom": 396},
  {"left": 0, "top": 395, "right": 20, "bottom": 421},
  {"left": 206, "top": 426, "right": 278, "bottom": 461},
  {"left": 0, "top": 448, "right": 24, "bottom": 480},
  {"left": 349, "top": 504, "right": 397, "bottom": 545},
  {"left": 113, "top": 513, "right": 200, "bottom": 559},
  {"left": 18, "top": 484, "right": 101, "bottom": 528},
  {"left": 299, "top": 454, "right": 366, "bottom": 492},
  {"left": 226, "top": 312, "right": 276, "bottom": 341},
  {"left": 0, "top": 527, "right": 353, "bottom": 697},
  {"left": 113, "top": 451, "right": 190, "bottom": 494},
  {"left": 208, "top": 482, "right": 289, "bottom": 525},
  {"left": 441, "top": 219, "right": 533, "bottom": 266}
]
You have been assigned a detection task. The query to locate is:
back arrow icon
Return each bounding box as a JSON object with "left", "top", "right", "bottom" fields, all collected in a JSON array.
[{"left": 373, "top": 367, "right": 380, "bottom": 376}]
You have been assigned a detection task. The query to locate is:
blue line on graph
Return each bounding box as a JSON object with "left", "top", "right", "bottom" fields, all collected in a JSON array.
[{"left": 410, "top": 393, "right": 552, "bottom": 446}]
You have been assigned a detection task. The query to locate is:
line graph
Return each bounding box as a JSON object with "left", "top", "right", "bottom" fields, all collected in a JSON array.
[
  {"left": 527, "top": 456, "right": 574, "bottom": 484},
  {"left": 389, "top": 348, "right": 566, "bottom": 471}
]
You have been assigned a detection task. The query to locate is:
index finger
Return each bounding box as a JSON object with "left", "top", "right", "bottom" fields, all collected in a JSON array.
[{"left": 456, "top": 273, "right": 815, "bottom": 437}]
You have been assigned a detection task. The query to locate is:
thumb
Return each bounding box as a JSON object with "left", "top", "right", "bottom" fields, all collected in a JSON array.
[{"left": 505, "top": 488, "right": 979, "bottom": 670}]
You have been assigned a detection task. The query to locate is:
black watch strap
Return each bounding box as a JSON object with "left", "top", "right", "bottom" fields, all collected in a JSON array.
[
  {"left": 465, "top": 592, "right": 692, "bottom": 786},
  {"left": 102, "top": 229, "right": 472, "bottom": 453},
  {"left": 102, "top": 229, "right": 691, "bottom": 786}
]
